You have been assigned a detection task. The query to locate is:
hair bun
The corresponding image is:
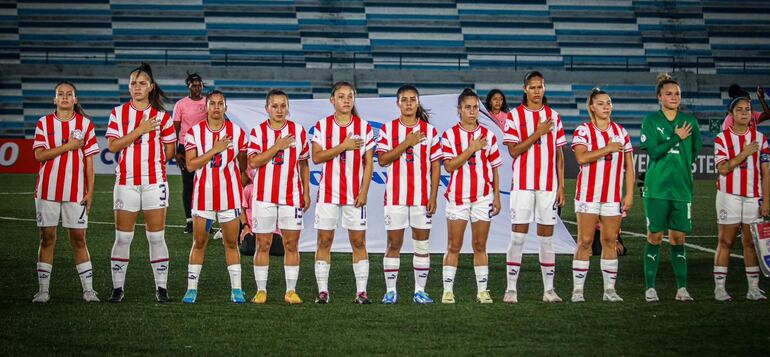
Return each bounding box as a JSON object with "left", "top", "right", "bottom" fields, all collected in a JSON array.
[
  {"left": 656, "top": 73, "right": 672, "bottom": 85},
  {"left": 727, "top": 83, "right": 749, "bottom": 99}
]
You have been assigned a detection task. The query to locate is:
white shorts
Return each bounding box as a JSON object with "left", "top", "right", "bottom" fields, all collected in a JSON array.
[
  {"left": 445, "top": 195, "right": 493, "bottom": 223},
  {"left": 510, "top": 190, "right": 557, "bottom": 225},
  {"left": 716, "top": 191, "right": 761, "bottom": 225},
  {"left": 192, "top": 208, "right": 240, "bottom": 224},
  {"left": 113, "top": 183, "right": 169, "bottom": 212},
  {"left": 314, "top": 203, "right": 367, "bottom": 231},
  {"left": 574, "top": 200, "right": 622, "bottom": 217},
  {"left": 252, "top": 201, "right": 304, "bottom": 234},
  {"left": 384, "top": 205, "right": 432, "bottom": 230},
  {"left": 35, "top": 199, "right": 88, "bottom": 229}
]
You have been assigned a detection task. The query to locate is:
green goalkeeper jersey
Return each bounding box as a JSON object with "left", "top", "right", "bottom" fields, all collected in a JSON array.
[{"left": 639, "top": 110, "right": 702, "bottom": 203}]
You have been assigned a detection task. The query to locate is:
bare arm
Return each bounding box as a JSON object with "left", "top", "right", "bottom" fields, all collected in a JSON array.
[
  {"left": 377, "top": 132, "right": 424, "bottom": 166},
  {"left": 355, "top": 149, "right": 375, "bottom": 207},
  {"left": 249, "top": 135, "right": 294, "bottom": 168},
  {"left": 555, "top": 147, "right": 566, "bottom": 207},
  {"left": 427, "top": 160, "right": 440, "bottom": 214},
  {"left": 34, "top": 139, "right": 81, "bottom": 162},
  {"left": 312, "top": 134, "right": 360, "bottom": 164},
  {"left": 108, "top": 115, "right": 158, "bottom": 153},
  {"left": 716, "top": 143, "right": 758, "bottom": 176},
  {"left": 185, "top": 136, "right": 231, "bottom": 172},
  {"left": 444, "top": 138, "right": 486, "bottom": 172},
  {"left": 573, "top": 143, "right": 622, "bottom": 165},
  {"left": 757, "top": 86, "right": 770, "bottom": 123},
  {"left": 299, "top": 159, "right": 311, "bottom": 212},
  {"left": 164, "top": 142, "right": 176, "bottom": 163},
  {"left": 84, "top": 155, "right": 95, "bottom": 213},
  {"left": 622, "top": 151, "right": 635, "bottom": 212},
  {"left": 762, "top": 163, "right": 770, "bottom": 216},
  {"left": 505, "top": 119, "right": 553, "bottom": 158},
  {"left": 491, "top": 167, "right": 501, "bottom": 216}
]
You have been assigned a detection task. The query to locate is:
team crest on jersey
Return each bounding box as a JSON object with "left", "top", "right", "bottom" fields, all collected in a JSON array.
[
  {"left": 719, "top": 209, "right": 728, "bottom": 221},
  {"left": 405, "top": 146, "right": 415, "bottom": 163},
  {"left": 114, "top": 199, "right": 124, "bottom": 210},
  {"left": 640, "top": 134, "right": 646, "bottom": 143},
  {"left": 273, "top": 151, "right": 285, "bottom": 165}
]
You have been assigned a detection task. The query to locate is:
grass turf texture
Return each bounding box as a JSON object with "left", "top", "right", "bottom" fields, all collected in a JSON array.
[{"left": 0, "top": 173, "right": 767, "bottom": 355}]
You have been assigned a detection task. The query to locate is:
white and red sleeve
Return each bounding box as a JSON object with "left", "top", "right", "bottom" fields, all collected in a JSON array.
[
  {"left": 714, "top": 133, "right": 728, "bottom": 165},
  {"left": 184, "top": 129, "right": 197, "bottom": 152},
  {"left": 159, "top": 112, "right": 177, "bottom": 144},
  {"left": 488, "top": 134, "right": 503, "bottom": 168},
  {"left": 32, "top": 118, "right": 48, "bottom": 150},
  {"left": 555, "top": 114, "right": 566, "bottom": 147},
  {"left": 571, "top": 124, "right": 589, "bottom": 149},
  {"left": 375, "top": 123, "right": 390, "bottom": 154},
  {"left": 502, "top": 113, "right": 519, "bottom": 144},
  {"left": 83, "top": 121, "right": 99, "bottom": 157},
  {"left": 247, "top": 127, "right": 262, "bottom": 157},
  {"left": 429, "top": 127, "right": 442, "bottom": 162},
  {"left": 105, "top": 108, "right": 121, "bottom": 139},
  {"left": 298, "top": 128, "right": 310, "bottom": 160}
]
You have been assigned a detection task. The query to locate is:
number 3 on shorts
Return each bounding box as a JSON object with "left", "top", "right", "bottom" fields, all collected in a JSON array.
[{"left": 159, "top": 184, "right": 167, "bottom": 201}]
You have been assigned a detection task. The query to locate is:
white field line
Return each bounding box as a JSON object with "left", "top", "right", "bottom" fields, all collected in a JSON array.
[{"left": 0, "top": 215, "right": 186, "bottom": 229}]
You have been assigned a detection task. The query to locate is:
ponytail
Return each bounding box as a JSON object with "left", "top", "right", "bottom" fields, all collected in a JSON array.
[
  {"left": 54, "top": 81, "right": 88, "bottom": 118},
  {"left": 396, "top": 84, "right": 431, "bottom": 123},
  {"left": 130, "top": 62, "right": 168, "bottom": 111}
]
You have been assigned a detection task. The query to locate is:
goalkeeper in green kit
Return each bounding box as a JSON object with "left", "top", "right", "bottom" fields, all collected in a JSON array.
[{"left": 639, "top": 73, "right": 703, "bottom": 302}]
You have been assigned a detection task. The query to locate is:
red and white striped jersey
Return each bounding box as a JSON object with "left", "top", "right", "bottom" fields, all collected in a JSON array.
[
  {"left": 311, "top": 115, "right": 375, "bottom": 205},
  {"left": 105, "top": 102, "right": 176, "bottom": 185},
  {"left": 441, "top": 123, "right": 503, "bottom": 205},
  {"left": 247, "top": 120, "right": 310, "bottom": 208},
  {"left": 33, "top": 113, "right": 99, "bottom": 202},
  {"left": 376, "top": 118, "right": 442, "bottom": 206},
  {"left": 571, "top": 121, "right": 633, "bottom": 203},
  {"left": 714, "top": 127, "right": 770, "bottom": 198},
  {"left": 185, "top": 120, "right": 248, "bottom": 211},
  {"left": 503, "top": 104, "right": 567, "bottom": 191}
]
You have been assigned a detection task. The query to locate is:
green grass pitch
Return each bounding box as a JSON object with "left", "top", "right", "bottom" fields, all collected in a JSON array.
[{"left": 0, "top": 174, "right": 767, "bottom": 355}]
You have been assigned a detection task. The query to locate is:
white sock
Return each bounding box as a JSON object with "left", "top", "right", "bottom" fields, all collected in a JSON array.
[
  {"left": 285, "top": 265, "right": 299, "bottom": 292},
  {"left": 76, "top": 261, "right": 94, "bottom": 292},
  {"left": 187, "top": 264, "right": 202, "bottom": 290},
  {"left": 538, "top": 235, "right": 556, "bottom": 292},
  {"left": 746, "top": 266, "right": 761, "bottom": 290},
  {"left": 37, "top": 262, "right": 52, "bottom": 293},
  {"left": 506, "top": 232, "right": 526, "bottom": 291},
  {"left": 600, "top": 259, "right": 619, "bottom": 291},
  {"left": 572, "top": 259, "right": 589, "bottom": 292},
  {"left": 413, "top": 256, "right": 430, "bottom": 293},
  {"left": 442, "top": 265, "right": 456, "bottom": 292},
  {"left": 714, "top": 265, "right": 728, "bottom": 290},
  {"left": 110, "top": 230, "right": 133, "bottom": 289},
  {"left": 353, "top": 260, "right": 370, "bottom": 293},
  {"left": 474, "top": 265, "right": 489, "bottom": 293},
  {"left": 254, "top": 265, "right": 268, "bottom": 291},
  {"left": 383, "top": 257, "right": 400, "bottom": 293},
  {"left": 147, "top": 230, "right": 169, "bottom": 289},
  {"left": 227, "top": 264, "right": 242, "bottom": 290},
  {"left": 315, "top": 261, "right": 330, "bottom": 293}
]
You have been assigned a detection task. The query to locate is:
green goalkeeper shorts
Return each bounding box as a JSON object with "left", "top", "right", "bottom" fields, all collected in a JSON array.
[{"left": 643, "top": 197, "right": 692, "bottom": 234}]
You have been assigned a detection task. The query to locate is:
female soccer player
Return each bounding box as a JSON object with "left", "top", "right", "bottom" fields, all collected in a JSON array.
[
  {"left": 720, "top": 84, "right": 770, "bottom": 131},
  {"left": 182, "top": 90, "right": 248, "bottom": 304},
  {"left": 32, "top": 81, "right": 100, "bottom": 303},
  {"left": 106, "top": 63, "right": 176, "bottom": 303},
  {"left": 484, "top": 89, "right": 510, "bottom": 130},
  {"left": 570, "top": 88, "right": 634, "bottom": 303},
  {"left": 440, "top": 88, "right": 502, "bottom": 304},
  {"left": 248, "top": 89, "right": 311, "bottom": 305},
  {"left": 502, "top": 71, "right": 567, "bottom": 303},
  {"left": 640, "top": 73, "right": 702, "bottom": 302},
  {"left": 311, "top": 81, "right": 375, "bottom": 304},
  {"left": 376, "top": 85, "right": 442, "bottom": 304},
  {"left": 713, "top": 95, "right": 769, "bottom": 301}
]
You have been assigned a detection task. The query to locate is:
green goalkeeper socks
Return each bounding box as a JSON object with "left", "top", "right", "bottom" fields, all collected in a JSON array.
[
  {"left": 644, "top": 243, "right": 660, "bottom": 289},
  {"left": 671, "top": 244, "right": 688, "bottom": 289}
]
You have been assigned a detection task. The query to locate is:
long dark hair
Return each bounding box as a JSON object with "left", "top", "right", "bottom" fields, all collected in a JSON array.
[
  {"left": 727, "top": 84, "right": 752, "bottom": 115},
  {"left": 585, "top": 87, "right": 610, "bottom": 125},
  {"left": 54, "top": 81, "right": 88, "bottom": 118},
  {"left": 130, "top": 62, "right": 168, "bottom": 111},
  {"left": 330, "top": 81, "right": 358, "bottom": 117},
  {"left": 457, "top": 88, "right": 480, "bottom": 125},
  {"left": 484, "top": 89, "right": 509, "bottom": 113},
  {"left": 396, "top": 84, "right": 430, "bottom": 123},
  {"left": 522, "top": 71, "right": 548, "bottom": 105}
]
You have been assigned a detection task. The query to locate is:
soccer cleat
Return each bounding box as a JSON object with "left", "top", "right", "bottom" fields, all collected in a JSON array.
[
  {"left": 182, "top": 289, "right": 197, "bottom": 304},
  {"left": 746, "top": 288, "right": 767, "bottom": 301},
  {"left": 315, "top": 291, "right": 330, "bottom": 304},
  {"left": 644, "top": 288, "right": 659, "bottom": 302},
  {"left": 231, "top": 289, "right": 246, "bottom": 304},
  {"left": 83, "top": 290, "right": 100, "bottom": 302},
  {"left": 441, "top": 290, "right": 455, "bottom": 304},
  {"left": 476, "top": 290, "right": 493, "bottom": 304},
  {"left": 413, "top": 291, "right": 433, "bottom": 304},
  {"left": 714, "top": 287, "right": 732, "bottom": 302},
  {"left": 32, "top": 291, "right": 50, "bottom": 303},
  {"left": 251, "top": 290, "right": 267, "bottom": 304},
  {"left": 184, "top": 221, "right": 193, "bottom": 234},
  {"left": 382, "top": 291, "right": 397, "bottom": 304},
  {"left": 284, "top": 290, "right": 302, "bottom": 304},
  {"left": 571, "top": 289, "right": 585, "bottom": 303},
  {"left": 503, "top": 290, "right": 518, "bottom": 304},
  {"left": 675, "top": 287, "right": 694, "bottom": 302},
  {"left": 542, "top": 289, "right": 563, "bottom": 303},
  {"left": 109, "top": 288, "right": 125, "bottom": 303},
  {"left": 213, "top": 229, "right": 223, "bottom": 240},
  {"left": 602, "top": 289, "right": 624, "bottom": 302},
  {"left": 155, "top": 287, "right": 169, "bottom": 303},
  {"left": 354, "top": 292, "right": 371, "bottom": 304}
]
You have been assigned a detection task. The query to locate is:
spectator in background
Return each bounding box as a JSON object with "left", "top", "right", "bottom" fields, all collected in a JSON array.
[
  {"left": 721, "top": 84, "right": 770, "bottom": 131},
  {"left": 484, "top": 89, "right": 510, "bottom": 130}
]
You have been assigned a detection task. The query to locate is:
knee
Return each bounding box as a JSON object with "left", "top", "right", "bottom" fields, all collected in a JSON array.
[
  {"left": 647, "top": 233, "right": 663, "bottom": 245},
  {"left": 577, "top": 235, "right": 594, "bottom": 251},
  {"left": 350, "top": 237, "right": 367, "bottom": 251},
  {"left": 386, "top": 241, "right": 403, "bottom": 255},
  {"left": 283, "top": 239, "right": 298, "bottom": 254},
  {"left": 257, "top": 237, "right": 272, "bottom": 253},
  {"left": 446, "top": 240, "right": 462, "bottom": 255},
  {"left": 472, "top": 240, "right": 486, "bottom": 253},
  {"left": 69, "top": 233, "right": 87, "bottom": 250},
  {"left": 192, "top": 236, "right": 209, "bottom": 250},
  {"left": 39, "top": 230, "right": 56, "bottom": 247},
  {"left": 317, "top": 235, "right": 333, "bottom": 250}
]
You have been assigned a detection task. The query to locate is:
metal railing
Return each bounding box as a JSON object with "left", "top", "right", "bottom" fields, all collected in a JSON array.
[{"left": 3, "top": 48, "right": 770, "bottom": 73}]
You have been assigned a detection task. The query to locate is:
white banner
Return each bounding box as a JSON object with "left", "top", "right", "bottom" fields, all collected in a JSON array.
[{"left": 94, "top": 94, "right": 576, "bottom": 254}]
